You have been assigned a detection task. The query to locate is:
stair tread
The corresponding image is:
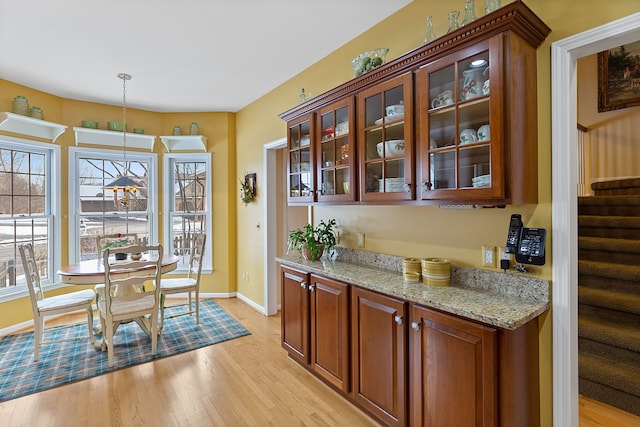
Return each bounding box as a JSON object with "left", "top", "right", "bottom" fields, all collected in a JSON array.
[
  {"left": 579, "top": 259, "right": 640, "bottom": 281},
  {"left": 578, "top": 195, "right": 640, "bottom": 206},
  {"left": 579, "top": 286, "right": 640, "bottom": 315},
  {"left": 578, "top": 317, "right": 640, "bottom": 353},
  {"left": 579, "top": 236, "right": 640, "bottom": 252},
  {"left": 579, "top": 352, "right": 640, "bottom": 397},
  {"left": 579, "top": 215, "right": 640, "bottom": 229}
]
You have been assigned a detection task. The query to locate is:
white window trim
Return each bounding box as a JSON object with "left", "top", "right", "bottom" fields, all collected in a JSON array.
[
  {"left": 163, "top": 152, "right": 212, "bottom": 274},
  {"left": 68, "top": 146, "right": 158, "bottom": 264},
  {"left": 0, "top": 135, "right": 61, "bottom": 302}
]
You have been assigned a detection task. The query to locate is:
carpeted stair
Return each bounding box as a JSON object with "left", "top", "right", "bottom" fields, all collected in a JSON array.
[{"left": 578, "top": 185, "right": 640, "bottom": 416}]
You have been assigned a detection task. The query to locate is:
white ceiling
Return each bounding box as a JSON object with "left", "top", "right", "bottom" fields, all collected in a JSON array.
[{"left": 0, "top": 0, "right": 411, "bottom": 113}]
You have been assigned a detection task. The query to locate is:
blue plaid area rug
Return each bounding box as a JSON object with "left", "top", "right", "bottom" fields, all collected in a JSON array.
[{"left": 0, "top": 299, "right": 250, "bottom": 402}]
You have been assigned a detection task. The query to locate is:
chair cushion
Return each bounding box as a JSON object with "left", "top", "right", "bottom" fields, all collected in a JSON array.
[
  {"left": 160, "top": 278, "right": 197, "bottom": 292},
  {"left": 37, "top": 289, "right": 95, "bottom": 312},
  {"left": 98, "top": 294, "right": 156, "bottom": 316}
]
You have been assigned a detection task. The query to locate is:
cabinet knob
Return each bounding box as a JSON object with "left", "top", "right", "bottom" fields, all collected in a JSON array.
[
  {"left": 394, "top": 315, "right": 403, "bottom": 325},
  {"left": 309, "top": 284, "right": 315, "bottom": 292},
  {"left": 404, "top": 183, "right": 411, "bottom": 193},
  {"left": 422, "top": 182, "right": 432, "bottom": 191},
  {"left": 301, "top": 282, "right": 307, "bottom": 289},
  {"left": 411, "top": 321, "right": 420, "bottom": 331}
]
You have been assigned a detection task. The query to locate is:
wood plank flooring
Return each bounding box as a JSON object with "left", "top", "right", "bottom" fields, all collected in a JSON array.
[{"left": 1, "top": 298, "right": 639, "bottom": 426}]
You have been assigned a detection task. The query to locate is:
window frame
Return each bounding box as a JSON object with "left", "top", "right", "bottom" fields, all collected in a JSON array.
[
  {"left": 68, "top": 146, "right": 158, "bottom": 264},
  {"left": 0, "top": 136, "right": 61, "bottom": 302},
  {"left": 163, "top": 152, "right": 212, "bottom": 274}
]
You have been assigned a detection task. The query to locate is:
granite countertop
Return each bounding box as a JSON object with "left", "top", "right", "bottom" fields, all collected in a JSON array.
[{"left": 277, "top": 250, "right": 550, "bottom": 330}]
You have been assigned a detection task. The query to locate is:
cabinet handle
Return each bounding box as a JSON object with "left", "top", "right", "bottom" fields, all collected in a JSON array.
[
  {"left": 422, "top": 182, "right": 432, "bottom": 191},
  {"left": 411, "top": 321, "right": 420, "bottom": 331},
  {"left": 301, "top": 282, "right": 307, "bottom": 289},
  {"left": 394, "top": 315, "right": 403, "bottom": 325},
  {"left": 309, "top": 284, "right": 315, "bottom": 292},
  {"left": 404, "top": 183, "right": 411, "bottom": 193}
]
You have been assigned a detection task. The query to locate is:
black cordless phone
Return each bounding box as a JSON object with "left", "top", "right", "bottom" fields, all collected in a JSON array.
[{"left": 505, "top": 214, "right": 523, "bottom": 254}]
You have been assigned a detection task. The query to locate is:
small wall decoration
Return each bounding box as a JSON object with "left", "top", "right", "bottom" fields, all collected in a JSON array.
[
  {"left": 240, "top": 173, "right": 257, "bottom": 206},
  {"left": 598, "top": 40, "right": 640, "bottom": 112}
]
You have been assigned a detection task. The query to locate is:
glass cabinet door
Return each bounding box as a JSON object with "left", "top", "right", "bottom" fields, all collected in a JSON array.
[
  {"left": 287, "top": 116, "right": 315, "bottom": 204},
  {"left": 358, "top": 73, "right": 413, "bottom": 202},
  {"left": 317, "top": 98, "right": 355, "bottom": 203},
  {"left": 419, "top": 36, "right": 504, "bottom": 202}
]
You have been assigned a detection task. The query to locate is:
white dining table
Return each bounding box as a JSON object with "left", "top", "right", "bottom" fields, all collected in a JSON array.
[{"left": 57, "top": 254, "right": 179, "bottom": 349}]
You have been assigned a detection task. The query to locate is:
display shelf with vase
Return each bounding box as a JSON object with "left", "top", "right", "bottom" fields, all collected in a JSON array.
[{"left": 0, "top": 112, "right": 67, "bottom": 143}]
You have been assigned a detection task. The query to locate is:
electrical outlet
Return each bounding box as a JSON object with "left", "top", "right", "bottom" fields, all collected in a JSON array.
[
  {"left": 498, "top": 246, "right": 510, "bottom": 261},
  {"left": 357, "top": 233, "right": 365, "bottom": 248},
  {"left": 482, "top": 245, "right": 496, "bottom": 267}
]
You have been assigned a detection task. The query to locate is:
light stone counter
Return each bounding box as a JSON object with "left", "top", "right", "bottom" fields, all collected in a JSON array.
[{"left": 277, "top": 248, "right": 549, "bottom": 330}]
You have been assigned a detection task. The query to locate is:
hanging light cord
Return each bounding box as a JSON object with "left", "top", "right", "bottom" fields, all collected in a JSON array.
[{"left": 118, "top": 73, "right": 131, "bottom": 175}]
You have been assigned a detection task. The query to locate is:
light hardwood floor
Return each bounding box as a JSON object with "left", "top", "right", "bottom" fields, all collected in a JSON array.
[{"left": 1, "top": 298, "right": 639, "bottom": 426}]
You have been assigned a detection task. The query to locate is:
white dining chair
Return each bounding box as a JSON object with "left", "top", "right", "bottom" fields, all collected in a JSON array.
[
  {"left": 94, "top": 233, "right": 138, "bottom": 302},
  {"left": 19, "top": 243, "right": 96, "bottom": 362},
  {"left": 159, "top": 232, "right": 206, "bottom": 331},
  {"left": 98, "top": 244, "right": 163, "bottom": 368}
]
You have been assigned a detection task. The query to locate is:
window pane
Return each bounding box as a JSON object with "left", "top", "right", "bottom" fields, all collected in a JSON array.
[{"left": 76, "top": 152, "right": 152, "bottom": 261}]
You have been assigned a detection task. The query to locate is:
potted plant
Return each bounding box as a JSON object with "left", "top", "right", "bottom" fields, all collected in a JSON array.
[
  {"left": 287, "top": 219, "right": 337, "bottom": 261},
  {"left": 102, "top": 233, "right": 134, "bottom": 260}
]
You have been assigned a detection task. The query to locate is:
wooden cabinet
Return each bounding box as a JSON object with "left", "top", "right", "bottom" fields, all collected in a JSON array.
[
  {"left": 280, "top": 1, "right": 550, "bottom": 206},
  {"left": 281, "top": 267, "right": 350, "bottom": 393},
  {"left": 280, "top": 264, "right": 541, "bottom": 426},
  {"left": 309, "top": 274, "right": 350, "bottom": 392},
  {"left": 286, "top": 115, "right": 315, "bottom": 204},
  {"left": 358, "top": 73, "right": 414, "bottom": 202},
  {"left": 281, "top": 266, "right": 310, "bottom": 363},
  {"left": 417, "top": 28, "right": 541, "bottom": 205},
  {"left": 317, "top": 98, "right": 356, "bottom": 203},
  {"left": 409, "top": 304, "right": 497, "bottom": 427},
  {"left": 351, "top": 286, "right": 407, "bottom": 426}
]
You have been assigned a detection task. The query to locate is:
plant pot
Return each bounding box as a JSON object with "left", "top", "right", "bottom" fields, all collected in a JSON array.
[
  {"left": 302, "top": 245, "right": 324, "bottom": 261},
  {"left": 115, "top": 252, "right": 127, "bottom": 261}
]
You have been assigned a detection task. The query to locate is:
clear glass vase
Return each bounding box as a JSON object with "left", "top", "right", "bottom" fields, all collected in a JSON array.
[
  {"left": 447, "top": 11, "right": 460, "bottom": 33},
  {"left": 424, "top": 16, "right": 436, "bottom": 43},
  {"left": 461, "top": 0, "right": 477, "bottom": 26},
  {"left": 485, "top": 0, "right": 501, "bottom": 15}
]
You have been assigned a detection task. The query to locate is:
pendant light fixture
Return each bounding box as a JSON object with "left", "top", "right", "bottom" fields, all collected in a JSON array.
[{"left": 103, "top": 72, "right": 141, "bottom": 233}]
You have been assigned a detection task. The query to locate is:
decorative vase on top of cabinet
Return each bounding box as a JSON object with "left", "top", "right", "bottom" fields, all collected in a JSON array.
[
  {"left": 287, "top": 115, "right": 315, "bottom": 204},
  {"left": 358, "top": 73, "right": 414, "bottom": 203},
  {"left": 316, "top": 97, "right": 356, "bottom": 203}
]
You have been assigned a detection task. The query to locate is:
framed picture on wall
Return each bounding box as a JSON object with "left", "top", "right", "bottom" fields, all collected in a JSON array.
[{"left": 598, "top": 40, "right": 640, "bottom": 112}]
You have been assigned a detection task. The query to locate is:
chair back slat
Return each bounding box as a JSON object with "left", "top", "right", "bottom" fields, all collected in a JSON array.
[
  {"left": 18, "top": 244, "right": 45, "bottom": 310},
  {"left": 187, "top": 233, "right": 206, "bottom": 280}
]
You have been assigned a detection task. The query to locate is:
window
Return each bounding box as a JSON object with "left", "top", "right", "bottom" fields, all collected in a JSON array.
[
  {"left": 163, "top": 153, "right": 212, "bottom": 271},
  {"left": 69, "top": 147, "right": 157, "bottom": 263},
  {"left": 0, "top": 137, "right": 60, "bottom": 298}
]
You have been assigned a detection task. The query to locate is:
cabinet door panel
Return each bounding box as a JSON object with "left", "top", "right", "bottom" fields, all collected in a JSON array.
[
  {"left": 410, "top": 304, "right": 497, "bottom": 427},
  {"left": 352, "top": 286, "right": 407, "bottom": 426},
  {"left": 310, "top": 275, "right": 350, "bottom": 392},
  {"left": 281, "top": 267, "right": 310, "bottom": 364}
]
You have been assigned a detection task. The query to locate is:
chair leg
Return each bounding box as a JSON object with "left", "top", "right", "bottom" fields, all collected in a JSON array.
[
  {"left": 86, "top": 306, "right": 95, "bottom": 345},
  {"left": 33, "top": 315, "right": 44, "bottom": 362},
  {"left": 151, "top": 309, "right": 158, "bottom": 356},
  {"left": 105, "top": 317, "right": 114, "bottom": 368},
  {"left": 195, "top": 290, "right": 200, "bottom": 324},
  {"left": 159, "top": 293, "right": 166, "bottom": 332}
]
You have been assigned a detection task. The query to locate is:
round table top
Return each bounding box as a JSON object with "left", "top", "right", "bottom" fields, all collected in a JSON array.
[{"left": 58, "top": 254, "right": 179, "bottom": 285}]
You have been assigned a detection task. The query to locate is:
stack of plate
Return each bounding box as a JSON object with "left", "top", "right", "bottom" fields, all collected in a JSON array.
[
  {"left": 472, "top": 174, "right": 491, "bottom": 188},
  {"left": 378, "top": 177, "right": 405, "bottom": 192}
]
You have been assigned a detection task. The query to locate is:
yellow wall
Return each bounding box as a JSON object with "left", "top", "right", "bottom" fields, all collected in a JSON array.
[
  {"left": 233, "top": 1, "right": 640, "bottom": 425},
  {"left": 0, "top": 81, "right": 237, "bottom": 329}
]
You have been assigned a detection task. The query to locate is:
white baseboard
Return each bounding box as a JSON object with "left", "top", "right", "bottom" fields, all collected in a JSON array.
[{"left": 235, "top": 292, "right": 267, "bottom": 315}]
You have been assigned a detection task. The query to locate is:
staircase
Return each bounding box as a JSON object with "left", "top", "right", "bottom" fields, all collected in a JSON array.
[{"left": 578, "top": 180, "right": 640, "bottom": 417}]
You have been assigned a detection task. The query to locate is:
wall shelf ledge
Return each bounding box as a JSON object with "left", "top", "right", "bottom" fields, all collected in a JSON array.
[
  {"left": 73, "top": 127, "right": 156, "bottom": 151},
  {"left": 159, "top": 135, "right": 207, "bottom": 152},
  {"left": 0, "top": 112, "right": 67, "bottom": 143}
]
